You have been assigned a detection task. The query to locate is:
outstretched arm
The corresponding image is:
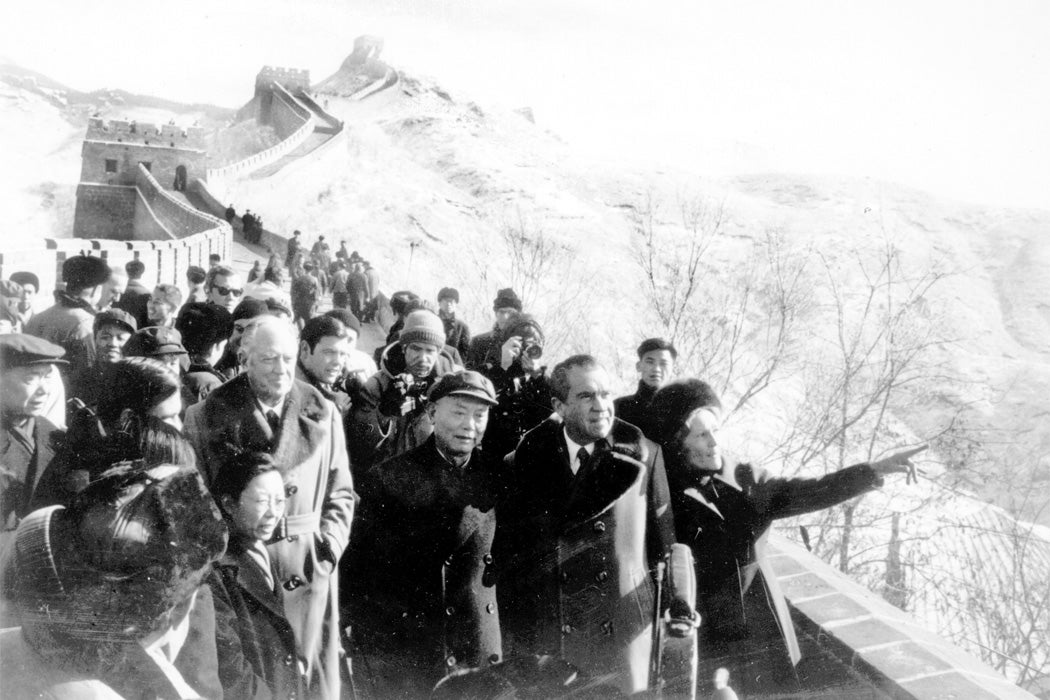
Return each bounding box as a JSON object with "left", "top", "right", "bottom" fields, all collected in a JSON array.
[{"left": 869, "top": 444, "right": 928, "bottom": 484}]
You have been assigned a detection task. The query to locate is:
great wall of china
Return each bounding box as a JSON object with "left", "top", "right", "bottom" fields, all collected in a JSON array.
[{"left": 0, "top": 38, "right": 398, "bottom": 294}]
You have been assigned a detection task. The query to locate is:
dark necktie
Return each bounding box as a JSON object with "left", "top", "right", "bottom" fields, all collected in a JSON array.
[
  {"left": 701, "top": 479, "right": 719, "bottom": 503},
  {"left": 266, "top": 410, "right": 280, "bottom": 435},
  {"left": 576, "top": 447, "right": 591, "bottom": 475}
]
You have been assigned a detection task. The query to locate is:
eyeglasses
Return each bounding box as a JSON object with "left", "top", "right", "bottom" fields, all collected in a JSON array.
[{"left": 215, "top": 286, "right": 244, "bottom": 297}]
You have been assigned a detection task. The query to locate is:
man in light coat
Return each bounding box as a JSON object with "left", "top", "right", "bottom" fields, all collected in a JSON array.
[{"left": 185, "top": 315, "right": 354, "bottom": 700}]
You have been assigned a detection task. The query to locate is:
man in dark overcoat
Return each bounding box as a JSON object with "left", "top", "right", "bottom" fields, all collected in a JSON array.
[
  {"left": 0, "top": 335, "right": 67, "bottom": 547},
  {"left": 185, "top": 316, "right": 354, "bottom": 700},
  {"left": 347, "top": 370, "right": 502, "bottom": 697},
  {"left": 495, "top": 354, "right": 675, "bottom": 695}
]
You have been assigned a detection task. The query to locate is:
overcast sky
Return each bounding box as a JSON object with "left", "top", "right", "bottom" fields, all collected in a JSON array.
[{"left": 4, "top": 0, "right": 1048, "bottom": 209}]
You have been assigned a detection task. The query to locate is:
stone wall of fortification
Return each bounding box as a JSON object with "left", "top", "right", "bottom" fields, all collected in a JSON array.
[
  {"left": 73, "top": 185, "right": 138, "bottom": 240},
  {"left": 0, "top": 229, "right": 229, "bottom": 301},
  {"left": 269, "top": 83, "right": 313, "bottom": 139},
  {"left": 255, "top": 66, "right": 311, "bottom": 93},
  {"left": 135, "top": 165, "right": 227, "bottom": 239}
]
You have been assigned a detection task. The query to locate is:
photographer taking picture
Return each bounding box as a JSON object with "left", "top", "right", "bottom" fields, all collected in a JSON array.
[{"left": 481, "top": 312, "right": 555, "bottom": 460}]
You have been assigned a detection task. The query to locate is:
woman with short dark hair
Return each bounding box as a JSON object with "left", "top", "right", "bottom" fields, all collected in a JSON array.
[
  {"left": 207, "top": 451, "right": 305, "bottom": 700},
  {"left": 649, "top": 378, "right": 925, "bottom": 695}
]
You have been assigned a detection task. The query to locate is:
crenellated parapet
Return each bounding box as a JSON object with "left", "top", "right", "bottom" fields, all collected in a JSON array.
[
  {"left": 255, "top": 66, "right": 311, "bottom": 92},
  {"left": 85, "top": 117, "right": 206, "bottom": 150}
]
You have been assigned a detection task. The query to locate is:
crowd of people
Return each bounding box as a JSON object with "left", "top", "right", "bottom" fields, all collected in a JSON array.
[{"left": 0, "top": 246, "right": 926, "bottom": 699}]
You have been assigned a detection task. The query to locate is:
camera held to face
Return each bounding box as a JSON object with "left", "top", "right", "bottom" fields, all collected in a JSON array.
[{"left": 521, "top": 341, "right": 543, "bottom": 360}]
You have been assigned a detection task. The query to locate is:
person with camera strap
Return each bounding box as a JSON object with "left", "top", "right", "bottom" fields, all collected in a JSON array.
[{"left": 481, "top": 312, "right": 556, "bottom": 461}]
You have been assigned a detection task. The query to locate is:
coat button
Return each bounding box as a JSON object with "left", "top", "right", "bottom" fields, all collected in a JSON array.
[
  {"left": 283, "top": 576, "right": 303, "bottom": 591},
  {"left": 595, "top": 570, "right": 608, "bottom": 583},
  {"left": 483, "top": 554, "right": 494, "bottom": 565},
  {"left": 486, "top": 603, "right": 495, "bottom": 614},
  {"left": 593, "top": 521, "right": 606, "bottom": 533},
  {"left": 445, "top": 556, "right": 454, "bottom": 566},
  {"left": 561, "top": 624, "right": 573, "bottom": 635},
  {"left": 560, "top": 571, "right": 570, "bottom": 583},
  {"left": 489, "top": 654, "right": 500, "bottom": 664},
  {"left": 284, "top": 653, "right": 294, "bottom": 666},
  {"left": 286, "top": 484, "right": 299, "bottom": 496},
  {"left": 446, "top": 655, "right": 457, "bottom": 667},
  {"left": 287, "top": 534, "right": 299, "bottom": 542},
  {"left": 601, "top": 620, "right": 613, "bottom": 636},
  {"left": 445, "top": 606, "right": 456, "bottom": 616}
]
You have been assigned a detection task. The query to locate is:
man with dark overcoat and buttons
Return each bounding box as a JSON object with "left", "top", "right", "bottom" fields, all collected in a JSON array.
[
  {"left": 347, "top": 370, "right": 502, "bottom": 698},
  {"left": 494, "top": 353, "right": 676, "bottom": 695},
  {"left": 184, "top": 315, "right": 354, "bottom": 700}
]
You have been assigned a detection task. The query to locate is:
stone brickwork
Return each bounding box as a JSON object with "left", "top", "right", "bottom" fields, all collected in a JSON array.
[
  {"left": 767, "top": 536, "right": 1037, "bottom": 699},
  {"left": 72, "top": 185, "right": 137, "bottom": 239},
  {"left": 134, "top": 165, "right": 227, "bottom": 239}
]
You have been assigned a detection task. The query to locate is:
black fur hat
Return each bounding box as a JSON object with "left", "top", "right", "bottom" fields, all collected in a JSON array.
[
  {"left": 649, "top": 378, "right": 723, "bottom": 446},
  {"left": 8, "top": 463, "right": 227, "bottom": 641}
]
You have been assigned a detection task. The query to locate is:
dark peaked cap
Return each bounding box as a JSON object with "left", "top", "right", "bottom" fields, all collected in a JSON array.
[
  {"left": 62, "top": 255, "right": 111, "bottom": 289},
  {"left": 0, "top": 334, "right": 68, "bottom": 370}
]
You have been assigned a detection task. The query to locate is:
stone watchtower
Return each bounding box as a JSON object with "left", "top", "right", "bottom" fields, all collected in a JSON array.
[
  {"left": 79, "top": 117, "right": 207, "bottom": 190},
  {"left": 74, "top": 118, "right": 209, "bottom": 239}
]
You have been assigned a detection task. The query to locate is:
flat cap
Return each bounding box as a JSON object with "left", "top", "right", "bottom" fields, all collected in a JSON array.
[
  {"left": 428, "top": 370, "right": 498, "bottom": 406},
  {"left": 93, "top": 308, "right": 137, "bottom": 335},
  {"left": 9, "top": 272, "right": 39, "bottom": 291},
  {"left": 0, "top": 334, "right": 68, "bottom": 370},
  {"left": 232, "top": 297, "right": 270, "bottom": 323},
  {"left": 124, "top": 326, "right": 187, "bottom": 357},
  {"left": 0, "top": 280, "right": 24, "bottom": 298},
  {"left": 62, "top": 255, "right": 111, "bottom": 289}
]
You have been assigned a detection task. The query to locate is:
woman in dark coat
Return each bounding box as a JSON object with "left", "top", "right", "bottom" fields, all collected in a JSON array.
[
  {"left": 649, "top": 379, "right": 925, "bottom": 695},
  {"left": 207, "top": 452, "right": 306, "bottom": 700}
]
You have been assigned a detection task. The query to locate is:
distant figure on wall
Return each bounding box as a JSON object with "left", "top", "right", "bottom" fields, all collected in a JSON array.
[
  {"left": 225, "top": 203, "right": 236, "bottom": 223},
  {"left": 173, "top": 164, "right": 188, "bottom": 192},
  {"left": 287, "top": 230, "right": 302, "bottom": 269}
]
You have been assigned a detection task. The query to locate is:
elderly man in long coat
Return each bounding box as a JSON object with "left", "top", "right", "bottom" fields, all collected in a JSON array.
[
  {"left": 495, "top": 354, "right": 675, "bottom": 696},
  {"left": 185, "top": 315, "right": 354, "bottom": 700}
]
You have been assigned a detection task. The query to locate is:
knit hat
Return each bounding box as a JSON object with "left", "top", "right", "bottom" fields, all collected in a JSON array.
[
  {"left": 437, "top": 287, "right": 460, "bottom": 303},
  {"left": 648, "top": 379, "right": 723, "bottom": 446},
  {"left": 6, "top": 463, "right": 227, "bottom": 640},
  {"left": 399, "top": 309, "right": 446, "bottom": 348},
  {"left": 62, "top": 255, "right": 111, "bottom": 290},
  {"left": 493, "top": 287, "right": 522, "bottom": 312},
  {"left": 9, "top": 271, "right": 39, "bottom": 292}
]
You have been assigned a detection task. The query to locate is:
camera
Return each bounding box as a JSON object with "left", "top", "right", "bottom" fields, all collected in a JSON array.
[{"left": 521, "top": 341, "right": 543, "bottom": 360}]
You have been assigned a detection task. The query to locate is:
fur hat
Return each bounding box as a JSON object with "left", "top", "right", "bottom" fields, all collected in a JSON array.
[
  {"left": 649, "top": 378, "right": 723, "bottom": 446},
  {"left": 399, "top": 309, "right": 446, "bottom": 348},
  {"left": 389, "top": 290, "right": 420, "bottom": 317},
  {"left": 437, "top": 287, "right": 460, "bottom": 303},
  {"left": 7, "top": 463, "right": 227, "bottom": 641},
  {"left": 62, "top": 255, "right": 111, "bottom": 291},
  {"left": 492, "top": 287, "right": 522, "bottom": 312},
  {"left": 176, "top": 302, "right": 233, "bottom": 355}
]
